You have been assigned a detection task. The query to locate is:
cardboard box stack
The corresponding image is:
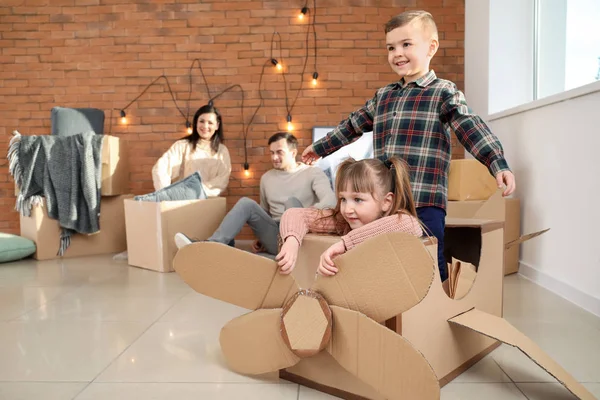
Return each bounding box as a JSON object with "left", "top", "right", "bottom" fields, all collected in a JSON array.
[
  {"left": 446, "top": 159, "right": 547, "bottom": 275},
  {"left": 19, "top": 135, "right": 131, "bottom": 260}
]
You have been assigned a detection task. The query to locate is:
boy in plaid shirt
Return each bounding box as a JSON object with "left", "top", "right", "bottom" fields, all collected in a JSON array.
[{"left": 302, "top": 10, "right": 515, "bottom": 281}]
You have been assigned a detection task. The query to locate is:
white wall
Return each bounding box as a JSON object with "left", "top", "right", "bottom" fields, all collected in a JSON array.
[{"left": 465, "top": 0, "right": 600, "bottom": 317}]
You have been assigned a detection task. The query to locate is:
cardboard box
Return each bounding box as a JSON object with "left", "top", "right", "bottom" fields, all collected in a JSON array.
[
  {"left": 125, "top": 197, "right": 226, "bottom": 273},
  {"left": 446, "top": 190, "right": 548, "bottom": 275},
  {"left": 448, "top": 159, "right": 497, "bottom": 201},
  {"left": 13, "top": 135, "right": 128, "bottom": 197},
  {"left": 101, "top": 135, "right": 129, "bottom": 196},
  {"left": 172, "top": 222, "right": 591, "bottom": 400},
  {"left": 19, "top": 195, "right": 131, "bottom": 261}
]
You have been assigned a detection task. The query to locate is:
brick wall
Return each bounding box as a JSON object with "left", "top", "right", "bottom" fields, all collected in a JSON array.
[{"left": 0, "top": 0, "right": 465, "bottom": 236}]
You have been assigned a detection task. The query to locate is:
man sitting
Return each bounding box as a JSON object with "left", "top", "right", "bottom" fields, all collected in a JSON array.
[{"left": 175, "top": 132, "right": 336, "bottom": 255}]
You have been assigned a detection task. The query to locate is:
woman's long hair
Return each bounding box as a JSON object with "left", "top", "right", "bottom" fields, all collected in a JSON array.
[
  {"left": 185, "top": 104, "right": 224, "bottom": 153},
  {"left": 322, "top": 157, "right": 418, "bottom": 234}
]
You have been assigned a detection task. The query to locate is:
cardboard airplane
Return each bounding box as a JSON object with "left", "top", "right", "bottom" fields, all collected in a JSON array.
[{"left": 173, "top": 232, "right": 595, "bottom": 400}]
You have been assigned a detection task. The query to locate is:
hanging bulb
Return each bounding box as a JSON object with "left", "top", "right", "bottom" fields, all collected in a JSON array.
[
  {"left": 186, "top": 121, "right": 192, "bottom": 134},
  {"left": 120, "top": 110, "right": 127, "bottom": 124},
  {"left": 243, "top": 162, "right": 250, "bottom": 177},
  {"left": 299, "top": 6, "right": 308, "bottom": 20},
  {"left": 271, "top": 58, "right": 282, "bottom": 71},
  {"left": 286, "top": 114, "right": 293, "bottom": 131},
  {"left": 312, "top": 71, "right": 319, "bottom": 86}
]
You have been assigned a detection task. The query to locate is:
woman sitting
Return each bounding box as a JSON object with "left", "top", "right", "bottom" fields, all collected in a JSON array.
[{"left": 152, "top": 104, "right": 232, "bottom": 197}]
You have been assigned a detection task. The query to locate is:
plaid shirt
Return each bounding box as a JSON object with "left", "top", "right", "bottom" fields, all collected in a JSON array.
[{"left": 313, "top": 70, "right": 510, "bottom": 209}]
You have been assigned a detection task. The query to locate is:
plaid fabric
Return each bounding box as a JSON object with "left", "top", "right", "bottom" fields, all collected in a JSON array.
[{"left": 313, "top": 70, "right": 510, "bottom": 209}]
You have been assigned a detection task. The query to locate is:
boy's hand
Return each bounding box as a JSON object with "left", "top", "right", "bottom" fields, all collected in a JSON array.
[
  {"left": 251, "top": 240, "right": 265, "bottom": 253},
  {"left": 276, "top": 238, "right": 300, "bottom": 274},
  {"left": 496, "top": 171, "right": 516, "bottom": 196},
  {"left": 317, "top": 241, "right": 345, "bottom": 276},
  {"left": 302, "top": 145, "right": 320, "bottom": 165}
]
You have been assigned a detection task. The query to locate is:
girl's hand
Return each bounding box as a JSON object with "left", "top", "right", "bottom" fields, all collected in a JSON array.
[
  {"left": 317, "top": 241, "right": 346, "bottom": 276},
  {"left": 276, "top": 238, "right": 300, "bottom": 274},
  {"left": 301, "top": 145, "right": 320, "bottom": 165}
]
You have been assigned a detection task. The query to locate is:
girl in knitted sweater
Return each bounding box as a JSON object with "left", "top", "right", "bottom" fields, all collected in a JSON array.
[{"left": 276, "top": 157, "right": 423, "bottom": 276}]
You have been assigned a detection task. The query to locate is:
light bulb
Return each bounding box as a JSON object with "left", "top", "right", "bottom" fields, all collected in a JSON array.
[
  {"left": 276, "top": 63, "right": 282, "bottom": 71},
  {"left": 312, "top": 71, "right": 319, "bottom": 87},
  {"left": 120, "top": 117, "right": 127, "bottom": 124},
  {"left": 287, "top": 121, "right": 293, "bottom": 131},
  {"left": 299, "top": 7, "right": 308, "bottom": 20},
  {"left": 312, "top": 78, "right": 317, "bottom": 86},
  {"left": 244, "top": 169, "right": 250, "bottom": 177},
  {"left": 243, "top": 162, "right": 250, "bottom": 177},
  {"left": 187, "top": 127, "right": 192, "bottom": 134}
]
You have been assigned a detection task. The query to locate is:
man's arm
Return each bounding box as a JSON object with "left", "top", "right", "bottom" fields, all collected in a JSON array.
[
  {"left": 259, "top": 175, "right": 270, "bottom": 214},
  {"left": 312, "top": 92, "right": 377, "bottom": 158},
  {"left": 310, "top": 168, "right": 337, "bottom": 209}
]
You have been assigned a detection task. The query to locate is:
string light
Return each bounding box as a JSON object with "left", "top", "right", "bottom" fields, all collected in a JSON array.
[
  {"left": 299, "top": 6, "right": 308, "bottom": 20},
  {"left": 271, "top": 58, "right": 282, "bottom": 71},
  {"left": 117, "top": 1, "right": 320, "bottom": 176}
]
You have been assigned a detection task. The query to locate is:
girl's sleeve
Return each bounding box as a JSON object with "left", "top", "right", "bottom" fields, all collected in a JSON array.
[
  {"left": 202, "top": 145, "right": 232, "bottom": 197},
  {"left": 279, "top": 208, "right": 340, "bottom": 246},
  {"left": 152, "top": 141, "right": 185, "bottom": 191},
  {"left": 341, "top": 213, "right": 423, "bottom": 250}
]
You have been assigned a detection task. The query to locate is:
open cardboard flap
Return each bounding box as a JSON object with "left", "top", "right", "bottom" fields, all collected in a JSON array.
[
  {"left": 456, "top": 189, "right": 550, "bottom": 249},
  {"left": 446, "top": 258, "right": 477, "bottom": 300},
  {"left": 449, "top": 308, "right": 596, "bottom": 400},
  {"left": 505, "top": 228, "right": 550, "bottom": 249}
]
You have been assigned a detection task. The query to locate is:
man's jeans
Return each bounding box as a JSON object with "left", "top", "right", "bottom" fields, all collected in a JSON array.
[{"left": 208, "top": 197, "right": 302, "bottom": 255}]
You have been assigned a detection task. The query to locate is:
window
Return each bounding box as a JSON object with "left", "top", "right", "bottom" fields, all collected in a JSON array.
[{"left": 488, "top": 0, "right": 600, "bottom": 114}]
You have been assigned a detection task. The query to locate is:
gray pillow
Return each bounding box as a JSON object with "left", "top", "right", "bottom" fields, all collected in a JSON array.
[{"left": 51, "top": 107, "right": 105, "bottom": 136}]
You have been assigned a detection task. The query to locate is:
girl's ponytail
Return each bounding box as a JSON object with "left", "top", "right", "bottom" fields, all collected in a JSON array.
[{"left": 386, "top": 157, "right": 417, "bottom": 218}]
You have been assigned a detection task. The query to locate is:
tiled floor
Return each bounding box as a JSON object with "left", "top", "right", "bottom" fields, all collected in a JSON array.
[{"left": 0, "top": 255, "right": 599, "bottom": 399}]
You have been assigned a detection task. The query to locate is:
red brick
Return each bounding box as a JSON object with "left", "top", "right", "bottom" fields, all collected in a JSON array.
[{"left": 0, "top": 0, "right": 465, "bottom": 236}]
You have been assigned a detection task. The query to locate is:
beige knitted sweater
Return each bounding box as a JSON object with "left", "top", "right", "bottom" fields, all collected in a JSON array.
[{"left": 152, "top": 139, "right": 231, "bottom": 197}]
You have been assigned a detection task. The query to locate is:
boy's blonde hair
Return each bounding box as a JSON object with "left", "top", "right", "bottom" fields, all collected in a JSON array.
[
  {"left": 384, "top": 10, "right": 438, "bottom": 40},
  {"left": 320, "top": 157, "right": 418, "bottom": 235}
]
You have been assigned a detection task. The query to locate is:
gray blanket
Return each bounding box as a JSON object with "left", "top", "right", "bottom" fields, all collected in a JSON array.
[{"left": 8, "top": 130, "right": 104, "bottom": 256}]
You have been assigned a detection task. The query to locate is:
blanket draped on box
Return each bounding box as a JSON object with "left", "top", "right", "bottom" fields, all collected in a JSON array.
[{"left": 7, "top": 130, "right": 104, "bottom": 256}]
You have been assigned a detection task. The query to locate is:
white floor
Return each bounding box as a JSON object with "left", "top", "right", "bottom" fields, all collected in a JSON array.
[{"left": 0, "top": 255, "right": 599, "bottom": 400}]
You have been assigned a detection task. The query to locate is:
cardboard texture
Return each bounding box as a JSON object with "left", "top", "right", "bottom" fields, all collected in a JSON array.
[
  {"left": 449, "top": 308, "right": 596, "bottom": 400},
  {"left": 124, "top": 197, "right": 226, "bottom": 273},
  {"left": 448, "top": 159, "right": 497, "bottom": 201},
  {"left": 100, "top": 135, "right": 129, "bottom": 196},
  {"left": 173, "top": 219, "right": 589, "bottom": 399},
  {"left": 173, "top": 233, "right": 440, "bottom": 400},
  {"left": 446, "top": 189, "right": 549, "bottom": 275},
  {"left": 447, "top": 258, "right": 477, "bottom": 300},
  {"left": 19, "top": 195, "right": 131, "bottom": 260}
]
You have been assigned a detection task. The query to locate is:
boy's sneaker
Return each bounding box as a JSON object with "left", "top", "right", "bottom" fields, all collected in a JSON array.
[{"left": 174, "top": 232, "right": 196, "bottom": 249}]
